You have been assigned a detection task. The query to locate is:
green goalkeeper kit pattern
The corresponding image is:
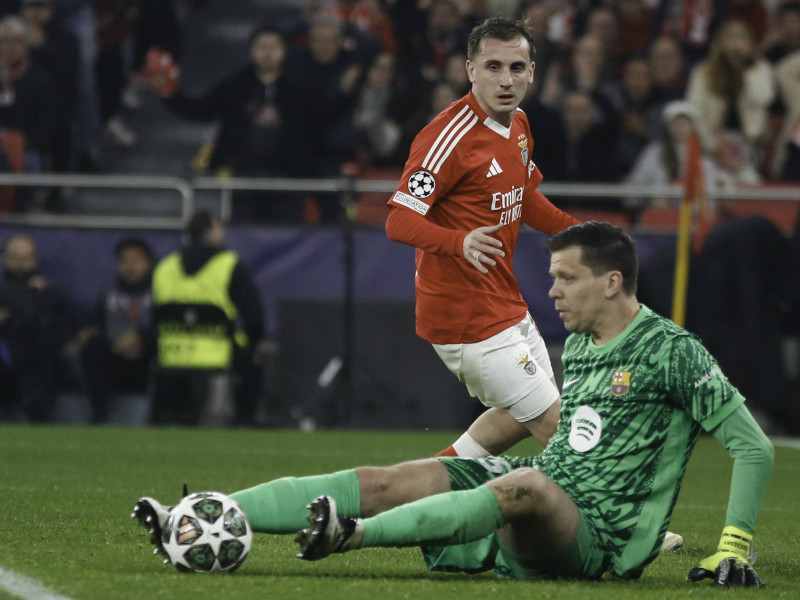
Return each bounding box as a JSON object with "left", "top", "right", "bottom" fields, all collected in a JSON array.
[{"left": 533, "top": 305, "right": 744, "bottom": 578}]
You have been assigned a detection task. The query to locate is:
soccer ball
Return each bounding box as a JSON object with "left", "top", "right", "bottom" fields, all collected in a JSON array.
[{"left": 161, "top": 491, "right": 252, "bottom": 573}]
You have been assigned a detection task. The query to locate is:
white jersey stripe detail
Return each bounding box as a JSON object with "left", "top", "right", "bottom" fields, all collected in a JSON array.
[
  {"left": 422, "top": 104, "right": 471, "bottom": 169},
  {"left": 431, "top": 114, "right": 478, "bottom": 174},
  {"left": 424, "top": 109, "right": 475, "bottom": 173}
]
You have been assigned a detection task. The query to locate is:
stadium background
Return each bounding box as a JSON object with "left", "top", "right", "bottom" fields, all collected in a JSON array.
[{"left": 1, "top": 0, "right": 799, "bottom": 432}]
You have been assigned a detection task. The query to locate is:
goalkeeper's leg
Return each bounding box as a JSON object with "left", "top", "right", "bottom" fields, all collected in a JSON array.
[
  {"left": 310, "top": 465, "right": 582, "bottom": 564},
  {"left": 232, "top": 458, "right": 451, "bottom": 533}
]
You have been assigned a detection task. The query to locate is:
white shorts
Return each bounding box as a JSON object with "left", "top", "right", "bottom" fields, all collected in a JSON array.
[{"left": 432, "top": 313, "right": 559, "bottom": 422}]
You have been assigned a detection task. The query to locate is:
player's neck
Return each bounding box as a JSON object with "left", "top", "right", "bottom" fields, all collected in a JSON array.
[{"left": 591, "top": 299, "right": 640, "bottom": 346}]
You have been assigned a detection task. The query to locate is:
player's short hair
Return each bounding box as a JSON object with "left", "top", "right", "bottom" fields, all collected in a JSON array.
[
  {"left": 467, "top": 16, "right": 536, "bottom": 62},
  {"left": 546, "top": 221, "right": 638, "bottom": 295},
  {"left": 114, "top": 238, "right": 153, "bottom": 263}
]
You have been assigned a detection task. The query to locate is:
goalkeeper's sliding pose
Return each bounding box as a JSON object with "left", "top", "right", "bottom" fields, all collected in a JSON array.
[{"left": 135, "top": 222, "right": 773, "bottom": 586}]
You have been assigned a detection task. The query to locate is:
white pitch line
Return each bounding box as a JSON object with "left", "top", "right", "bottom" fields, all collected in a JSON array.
[
  {"left": 771, "top": 436, "right": 800, "bottom": 450},
  {"left": 0, "top": 566, "right": 73, "bottom": 600}
]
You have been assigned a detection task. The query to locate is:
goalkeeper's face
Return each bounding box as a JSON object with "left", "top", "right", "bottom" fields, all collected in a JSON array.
[{"left": 548, "top": 246, "right": 611, "bottom": 336}]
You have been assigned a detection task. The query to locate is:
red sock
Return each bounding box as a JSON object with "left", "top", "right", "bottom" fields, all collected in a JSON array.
[{"left": 435, "top": 445, "right": 458, "bottom": 457}]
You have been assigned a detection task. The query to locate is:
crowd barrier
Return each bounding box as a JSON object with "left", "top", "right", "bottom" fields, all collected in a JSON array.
[{"left": 0, "top": 174, "right": 797, "bottom": 427}]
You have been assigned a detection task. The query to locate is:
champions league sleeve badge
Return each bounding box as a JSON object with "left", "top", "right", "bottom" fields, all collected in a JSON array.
[{"left": 407, "top": 170, "right": 436, "bottom": 199}]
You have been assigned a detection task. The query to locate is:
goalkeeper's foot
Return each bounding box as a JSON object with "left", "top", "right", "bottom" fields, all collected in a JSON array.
[
  {"left": 661, "top": 531, "right": 683, "bottom": 552},
  {"left": 295, "top": 495, "right": 363, "bottom": 561},
  {"left": 131, "top": 497, "right": 172, "bottom": 556}
]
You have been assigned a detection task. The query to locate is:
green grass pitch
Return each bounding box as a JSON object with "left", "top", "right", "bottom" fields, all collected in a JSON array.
[{"left": 1, "top": 425, "right": 797, "bottom": 600}]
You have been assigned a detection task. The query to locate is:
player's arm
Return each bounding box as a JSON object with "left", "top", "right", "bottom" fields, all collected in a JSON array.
[
  {"left": 385, "top": 206, "right": 466, "bottom": 256},
  {"left": 672, "top": 335, "right": 774, "bottom": 587},
  {"left": 521, "top": 188, "right": 581, "bottom": 234},
  {"left": 386, "top": 208, "right": 504, "bottom": 274},
  {"left": 687, "top": 404, "right": 773, "bottom": 587}
]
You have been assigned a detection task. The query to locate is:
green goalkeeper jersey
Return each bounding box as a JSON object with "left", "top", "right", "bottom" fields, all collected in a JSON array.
[{"left": 532, "top": 305, "right": 744, "bottom": 579}]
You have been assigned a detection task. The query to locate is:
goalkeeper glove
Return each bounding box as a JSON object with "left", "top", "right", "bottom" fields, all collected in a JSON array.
[{"left": 687, "top": 525, "right": 765, "bottom": 587}]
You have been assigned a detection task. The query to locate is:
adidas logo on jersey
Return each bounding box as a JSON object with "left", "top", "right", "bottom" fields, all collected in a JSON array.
[{"left": 486, "top": 158, "right": 503, "bottom": 177}]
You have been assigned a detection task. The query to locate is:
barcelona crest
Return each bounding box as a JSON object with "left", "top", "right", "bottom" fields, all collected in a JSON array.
[{"left": 610, "top": 371, "right": 631, "bottom": 396}]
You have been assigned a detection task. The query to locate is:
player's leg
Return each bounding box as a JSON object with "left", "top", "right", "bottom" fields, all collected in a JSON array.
[
  {"left": 228, "top": 458, "right": 449, "bottom": 532},
  {"left": 435, "top": 314, "right": 560, "bottom": 457},
  {"left": 488, "top": 467, "right": 581, "bottom": 558},
  {"left": 297, "top": 461, "right": 586, "bottom": 577},
  {"left": 134, "top": 458, "right": 451, "bottom": 556}
]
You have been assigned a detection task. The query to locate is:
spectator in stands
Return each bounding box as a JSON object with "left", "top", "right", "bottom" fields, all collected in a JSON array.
[
  {"left": 0, "top": 15, "right": 57, "bottom": 178},
  {"left": 49, "top": 0, "right": 99, "bottom": 171},
  {"left": 21, "top": 0, "right": 79, "bottom": 209},
  {"left": 519, "top": 0, "right": 561, "bottom": 97},
  {"left": 772, "top": 48, "right": 800, "bottom": 180},
  {"left": 0, "top": 234, "right": 68, "bottom": 422},
  {"left": 612, "top": 0, "right": 656, "bottom": 69},
  {"left": 442, "top": 51, "right": 470, "bottom": 95},
  {"left": 650, "top": 0, "right": 719, "bottom": 69},
  {"left": 150, "top": 212, "right": 264, "bottom": 427},
  {"left": 560, "top": 89, "right": 621, "bottom": 206},
  {"left": 540, "top": 34, "right": 622, "bottom": 119},
  {"left": 122, "top": 0, "right": 181, "bottom": 110},
  {"left": 724, "top": 0, "right": 769, "bottom": 45},
  {"left": 94, "top": 0, "right": 141, "bottom": 147},
  {"left": 686, "top": 19, "right": 773, "bottom": 182},
  {"left": 352, "top": 51, "right": 406, "bottom": 167},
  {"left": 77, "top": 237, "right": 153, "bottom": 423},
  {"left": 583, "top": 6, "right": 618, "bottom": 65},
  {"left": 396, "top": 0, "right": 468, "bottom": 87},
  {"left": 398, "top": 79, "right": 460, "bottom": 161},
  {"left": 625, "top": 100, "right": 733, "bottom": 216},
  {"left": 647, "top": 35, "right": 687, "bottom": 102},
  {"left": 327, "top": 0, "right": 398, "bottom": 54},
  {"left": 143, "top": 26, "right": 302, "bottom": 222},
  {"left": 519, "top": 77, "right": 568, "bottom": 182},
  {"left": 615, "top": 56, "right": 663, "bottom": 178},
  {"left": 282, "top": 16, "right": 363, "bottom": 221},
  {"left": 762, "top": 1, "right": 800, "bottom": 64}
]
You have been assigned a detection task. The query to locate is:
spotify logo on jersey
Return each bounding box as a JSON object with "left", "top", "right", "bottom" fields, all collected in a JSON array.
[{"left": 568, "top": 406, "right": 603, "bottom": 452}]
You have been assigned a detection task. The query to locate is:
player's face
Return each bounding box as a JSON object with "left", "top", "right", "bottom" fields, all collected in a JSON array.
[
  {"left": 467, "top": 36, "right": 534, "bottom": 127},
  {"left": 548, "top": 246, "right": 610, "bottom": 336}
]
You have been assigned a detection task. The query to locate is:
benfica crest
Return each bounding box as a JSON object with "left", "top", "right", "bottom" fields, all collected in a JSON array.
[
  {"left": 518, "top": 138, "right": 529, "bottom": 165},
  {"left": 517, "top": 355, "right": 536, "bottom": 376},
  {"left": 610, "top": 371, "right": 631, "bottom": 396}
]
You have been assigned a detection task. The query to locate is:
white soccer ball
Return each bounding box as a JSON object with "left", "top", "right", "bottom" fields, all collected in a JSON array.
[{"left": 161, "top": 491, "right": 252, "bottom": 573}]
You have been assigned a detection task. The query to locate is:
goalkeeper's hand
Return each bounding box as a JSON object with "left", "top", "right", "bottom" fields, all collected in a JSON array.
[{"left": 687, "top": 526, "right": 765, "bottom": 587}]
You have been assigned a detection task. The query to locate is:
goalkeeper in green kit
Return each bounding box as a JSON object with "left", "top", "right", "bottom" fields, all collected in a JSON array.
[{"left": 134, "top": 222, "right": 773, "bottom": 586}]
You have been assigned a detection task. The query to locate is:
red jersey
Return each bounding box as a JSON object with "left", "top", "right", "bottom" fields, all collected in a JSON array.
[{"left": 386, "top": 92, "right": 578, "bottom": 344}]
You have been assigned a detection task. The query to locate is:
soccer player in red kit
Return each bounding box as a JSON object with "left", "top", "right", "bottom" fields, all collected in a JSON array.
[{"left": 386, "top": 16, "right": 580, "bottom": 457}]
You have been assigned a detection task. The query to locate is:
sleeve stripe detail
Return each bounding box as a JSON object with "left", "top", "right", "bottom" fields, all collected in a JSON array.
[
  {"left": 422, "top": 106, "right": 477, "bottom": 174},
  {"left": 431, "top": 114, "right": 478, "bottom": 174}
]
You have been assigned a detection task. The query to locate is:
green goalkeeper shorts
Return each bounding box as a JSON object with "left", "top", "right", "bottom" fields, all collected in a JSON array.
[{"left": 420, "top": 456, "right": 610, "bottom": 580}]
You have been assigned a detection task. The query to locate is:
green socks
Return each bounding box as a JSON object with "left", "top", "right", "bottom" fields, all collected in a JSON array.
[
  {"left": 230, "top": 469, "right": 360, "bottom": 533},
  {"left": 230, "top": 469, "right": 505, "bottom": 549},
  {"left": 361, "top": 484, "right": 504, "bottom": 548}
]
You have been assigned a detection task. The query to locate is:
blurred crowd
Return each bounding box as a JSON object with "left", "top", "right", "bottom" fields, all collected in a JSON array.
[{"left": 0, "top": 0, "right": 797, "bottom": 220}]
